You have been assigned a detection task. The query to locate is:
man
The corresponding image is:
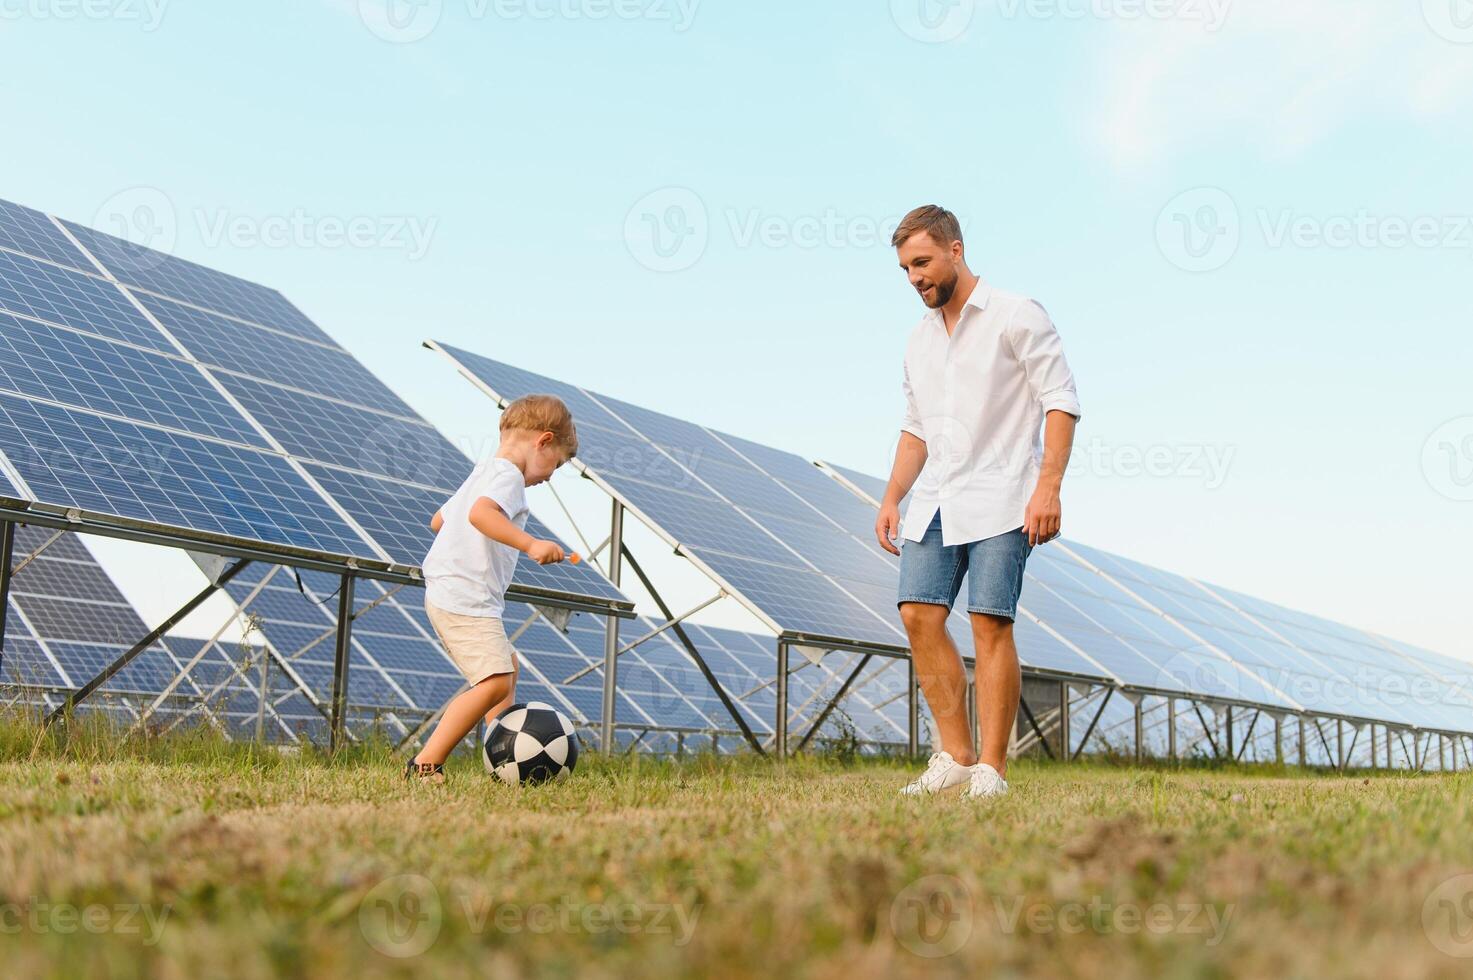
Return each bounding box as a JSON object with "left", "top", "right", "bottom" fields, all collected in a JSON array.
[{"left": 876, "top": 205, "right": 1081, "bottom": 799}]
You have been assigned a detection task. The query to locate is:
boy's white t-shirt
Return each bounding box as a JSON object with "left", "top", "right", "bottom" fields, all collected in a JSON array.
[{"left": 422, "top": 457, "right": 529, "bottom": 618}]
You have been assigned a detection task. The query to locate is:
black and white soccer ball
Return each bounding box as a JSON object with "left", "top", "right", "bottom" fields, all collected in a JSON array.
[{"left": 482, "top": 702, "right": 580, "bottom": 785}]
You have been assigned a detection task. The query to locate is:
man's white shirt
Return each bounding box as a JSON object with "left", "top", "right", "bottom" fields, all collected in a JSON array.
[{"left": 900, "top": 281, "right": 1082, "bottom": 546}]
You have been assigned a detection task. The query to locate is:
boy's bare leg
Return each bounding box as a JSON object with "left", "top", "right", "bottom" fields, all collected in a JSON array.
[
  {"left": 416, "top": 673, "right": 514, "bottom": 766},
  {"left": 900, "top": 602, "right": 977, "bottom": 766},
  {"left": 972, "top": 613, "right": 1021, "bottom": 777},
  {"left": 483, "top": 667, "right": 518, "bottom": 727}
]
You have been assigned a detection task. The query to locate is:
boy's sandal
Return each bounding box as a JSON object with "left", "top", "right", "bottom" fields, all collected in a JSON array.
[{"left": 404, "top": 760, "right": 446, "bottom": 783}]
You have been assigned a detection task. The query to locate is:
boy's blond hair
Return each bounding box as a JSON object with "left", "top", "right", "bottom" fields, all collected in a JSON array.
[{"left": 500, "top": 394, "right": 578, "bottom": 457}]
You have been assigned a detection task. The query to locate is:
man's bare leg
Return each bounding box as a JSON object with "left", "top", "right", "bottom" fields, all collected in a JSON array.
[
  {"left": 900, "top": 601, "right": 977, "bottom": 765},
  {"left": 972, "top": 612, "right": 1021, "bottom": 776}
]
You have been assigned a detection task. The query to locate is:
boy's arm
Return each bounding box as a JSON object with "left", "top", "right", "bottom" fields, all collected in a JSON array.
[
  {"left": 468, "top": 497, "right": 566, "bottom": 565},
  {"left": 429, "top": 510, "right": 445, "bottom": 534}
]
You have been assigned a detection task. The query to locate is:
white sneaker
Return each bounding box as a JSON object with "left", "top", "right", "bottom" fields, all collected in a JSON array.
[
  {"left": 900, "top": 751, "right": 974, "bottom": 796},
  {"left": 964, "top": 763, "right": 1009, "bottom": 799}
]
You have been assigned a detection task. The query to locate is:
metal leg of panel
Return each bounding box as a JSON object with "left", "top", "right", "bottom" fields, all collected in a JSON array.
[
  {"left": 601, "top": 502, "right": 624, "bottom": 754},
  {"left": 328, "top": 571, "right": 357, "bottom": 753},
  {"left": 1167, "top": 697, "right": 1177, "bottom": 762},
  {"left": 0, "top": 519, "right": 14, "bottom": 675},
  {"left": 1274, "top": 714, "right": 1283, "bottom": 765},
  {"left": 1225, "top": 706, "right": 1234, "bottom": 761},
  {"left": 1133, "top": 699, "right": 1144, "bottom": 763},
  {"left": 907, "top": 658, "right": 919, "bottom": 758},
  {"left": 775, "top": 640, "right": 790, "bottom": 760},
  {"left": 255, "top": 652, "right": 270, "bottom": 744},
  {"left": 1059, "top": 682, "right": 1072, "bottom": 762},
  {"left": 966, "top": 679, "right": 978, "bottom": 759}
]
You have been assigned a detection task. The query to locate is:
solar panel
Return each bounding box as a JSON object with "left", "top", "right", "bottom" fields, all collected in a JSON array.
[
  {"left": 0, "top": 200, "right": 93, "bottom": 273},
  {"left": 1, "top": 524, "right": 293, "bottom": 738},
  {"left": 818, "top": 464, "right": 1472, "bottom": 735},
  {"left": 431, "top": 345, "right": 912, "bottom": 651},
  {"left": 0, "top": 197, "right": 625, "bottom": 618}
]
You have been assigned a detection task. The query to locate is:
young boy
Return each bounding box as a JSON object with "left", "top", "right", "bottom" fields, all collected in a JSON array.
[{"left": 406, "top": 394, "right": 578, "bottom": 781}]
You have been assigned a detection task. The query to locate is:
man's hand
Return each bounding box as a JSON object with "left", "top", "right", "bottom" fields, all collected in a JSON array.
[
  {"left": 875, "top": 501, "right": 902, "bottom": 556},
  {"left": 526, "top": 539, "right": 566, "bottom": 565},
  {"left": 1023, "top": 483, "right": 1062, "bottom": 547}
]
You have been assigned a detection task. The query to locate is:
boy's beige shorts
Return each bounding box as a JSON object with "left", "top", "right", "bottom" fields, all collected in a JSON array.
[{"left": 424, "top": 599, "right": 519, "bottom": 685}]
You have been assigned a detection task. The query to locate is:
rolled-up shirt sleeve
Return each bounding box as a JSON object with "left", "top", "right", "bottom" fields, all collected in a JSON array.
[
  {"left": 1009, "top": 300, "right": 1082, "bottom": 421},
  {"left": 901, "top": 359, "right": 925, "bottom": 439}
]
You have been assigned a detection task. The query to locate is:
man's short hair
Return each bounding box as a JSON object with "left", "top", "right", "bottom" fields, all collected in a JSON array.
[
  {"left": 501, "top": 394, "right": 578, "bottom": 457},
  {"left": 891, "top": 205, "right": 963, "bottom": 249}
]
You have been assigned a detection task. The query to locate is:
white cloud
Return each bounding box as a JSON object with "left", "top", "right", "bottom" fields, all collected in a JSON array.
[{"left": 1090, "top": 0, "right": 1473, "bottom": 167}]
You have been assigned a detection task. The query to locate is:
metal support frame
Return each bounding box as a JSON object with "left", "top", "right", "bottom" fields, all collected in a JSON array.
[
  {"left": 1225, "top": 705, "right": 1234, "bottom": 760},
  {"left": 907, "top": 658, "right": 919, "bottom": 757},
  {"left": 1336, "top": 719, "right": 1345, "bottom": 771},
  {"left": 1298, "top": 715, "right": 1306, "bottom": 766},
  {"left": 43, "top": 559, "right": 251, "bottom": 726},
  {"left": 328, "top": 571, "right": 357, "bottom": 752},
  {"left": 775, "top": 640, "right": 790, "bottom": 759},
  {"left": 564, "top": 588, "right": 725, "bottom": 685},
  {"left": 618, "top": 544, "right": 765, "bottom": 756},
  {"left": 255, "top": 651, "right": 270, "bottom": 743},
  {"left": 0, "top": 519, "right": 13, "bottom": 675},
  {"left": 1071, "top": 686, "right": 1113, "bottom": 761},
  {"left": 1274, "top": 714, "right": 1283, "bottom": 765},
  {"left": 1059, "top": 681, "right": 1072, "bottom": 761},
  {"left": 600, "top": 502, "right": 624, "bottom": 754},
  {"left": 1133, "top": 698, "right": 1144, "bottom": 762},
  {"left": 1017, "top": 695, "right": 1055, "bottom": 760},
  {"left": 795, "top": 654, "right": 872, "bottom": 753},
  {"left": 1236, "top": 710, "right": 1260, "bottom": 762},
  {"left": 1192, "top": 702, "right": 1221, "bottom": 759},
  {"left": 1167, "top": 697, "right": 1177, "bottom": 761},
  {"left": 966, "top": 678, "right": 978, "bottom": 758}
]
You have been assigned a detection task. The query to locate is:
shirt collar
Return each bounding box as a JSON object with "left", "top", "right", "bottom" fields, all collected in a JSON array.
[{"left": 926, "top": 279, "right": 991, "bottom": 326}]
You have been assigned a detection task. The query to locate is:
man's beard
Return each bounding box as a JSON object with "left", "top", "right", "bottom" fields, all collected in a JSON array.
[{"left": 922, "top": 272, "right": 957, "bottom": 309}]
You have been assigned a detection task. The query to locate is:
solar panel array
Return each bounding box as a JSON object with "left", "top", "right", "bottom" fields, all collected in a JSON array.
[
  {"left": 209, "top": 558, "right": 912, "bottom": 751},
  {"left": 824, "top": 464, "right": 1473, "bottom": 737},
  {"left": 0, "top": 524, "right": 297, "bottom": 737},
  {"left": 431, "top": 345, "right": 922, "bottom": 650},
  {"left": 0, "top": 197, "right": 621, "bottom": 613}
]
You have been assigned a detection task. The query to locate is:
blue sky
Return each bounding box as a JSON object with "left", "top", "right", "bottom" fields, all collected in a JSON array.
[{"left": 4, "top": 0, "right": 1471, "bottom": 657}]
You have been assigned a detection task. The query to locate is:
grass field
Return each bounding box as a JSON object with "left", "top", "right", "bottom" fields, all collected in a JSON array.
[{"left": 2, "top": 717, "right": 1472, "bottom": 979}]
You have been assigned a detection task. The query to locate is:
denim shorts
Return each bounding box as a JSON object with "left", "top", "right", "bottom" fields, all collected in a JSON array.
[{"left": 896, "top": 513, "right": 1033, "bottom": 620}]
